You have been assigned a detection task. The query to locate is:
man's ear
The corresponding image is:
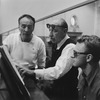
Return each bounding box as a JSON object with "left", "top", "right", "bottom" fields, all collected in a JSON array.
[
  {"left": 64, "top": 28, "right": 68, "bottom": 32},
  {"left": 86, "top": 54, "right": 93, "bottom": 62}
]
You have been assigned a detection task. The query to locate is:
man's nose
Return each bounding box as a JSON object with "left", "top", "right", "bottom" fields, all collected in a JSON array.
[
  {"left": 24, "top": 27, "right": 29, "bottom": 31},
  {"left": 49, "top": 31, "right": 53, "bottom": 38}
]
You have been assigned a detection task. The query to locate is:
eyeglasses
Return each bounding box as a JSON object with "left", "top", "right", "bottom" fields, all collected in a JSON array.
[
  {"left": 73, "top": 50, "right": 89, "bottom": 58},
  {"left": 47, "top": 24, "right": 67, "bottom": 30}
]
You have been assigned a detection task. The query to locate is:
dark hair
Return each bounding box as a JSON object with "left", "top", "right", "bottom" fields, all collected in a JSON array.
[
  {"left": 77, "top": 35, "right": 100, "bottom": 62},
  {"left": 18, "top": 14, "right": 35, "bottom": 26}
]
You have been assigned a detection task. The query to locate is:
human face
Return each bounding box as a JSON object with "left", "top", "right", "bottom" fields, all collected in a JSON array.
[
  {"left": 73, "top": 42, "right": 88, "bottom": 69},
  {"left": 49, "top": 25, "right": 65, "bottom": 44},
  {"left": 19, "top": 17, "right": 34, "bottom": 42}
]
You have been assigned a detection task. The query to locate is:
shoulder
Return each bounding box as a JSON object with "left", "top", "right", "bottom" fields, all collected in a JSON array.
[
  {"left": 5, "top": 32, "right": 19, "bottom": 39},
  {"left": 64, "top": 38, "right": 76, "bottom": 49},
  {"left": 64, "top": 42, "right": 75, "bottom": 50},
  {"left": 3, "top": 32, "right": 20, "bottom": 44},
  {"left": 92, "top": 68, "right": 100, "bottom": 94}
]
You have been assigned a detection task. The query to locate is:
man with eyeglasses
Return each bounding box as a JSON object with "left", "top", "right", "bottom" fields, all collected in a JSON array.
[
  {"left": 18, "top": 18, "right": 78, "bottom": 100},
  {"left": 73, "top": 35, "right": 100, "bottom": 100}
]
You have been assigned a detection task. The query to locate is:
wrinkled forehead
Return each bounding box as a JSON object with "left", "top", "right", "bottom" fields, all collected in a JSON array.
[{"left": 19, "top": 17, "right": 34, "bottom": 25}]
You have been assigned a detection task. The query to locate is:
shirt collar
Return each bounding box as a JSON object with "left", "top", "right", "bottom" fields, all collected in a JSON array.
[{"left": 57, "top": 34, "right": 70, "bottom": 50}]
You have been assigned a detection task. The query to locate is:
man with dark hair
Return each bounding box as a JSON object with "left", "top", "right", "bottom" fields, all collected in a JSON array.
[
  {"left": 73, "top": 35, "right": 100, "bottom": 100},
  {"left": 3, "top": 14, "right": 47, "bottom": 100},
  {"left": 19, "top": 18, "right": 78, "bottom": 100},
  {"left": 3, "top": 14, "right": 46, "bottom": 69},
  {"left": 18, "top": 14, "right": 35, "bottom": 25}
]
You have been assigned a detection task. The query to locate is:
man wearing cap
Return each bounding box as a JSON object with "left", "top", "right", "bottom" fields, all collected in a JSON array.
[{"left": 19, "top": 18, "right": 78, "bottom": 100}]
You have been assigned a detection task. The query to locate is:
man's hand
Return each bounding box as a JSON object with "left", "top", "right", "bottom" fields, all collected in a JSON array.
[{"left": 16, "top": 66, "right": 35, "bottom": 78}]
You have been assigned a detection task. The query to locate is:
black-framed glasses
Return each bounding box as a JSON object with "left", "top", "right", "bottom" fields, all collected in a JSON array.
[
  {"left": 73, "top": 50, "right": 89, "bottom": 58},
  {"left": 46, "top": 24, "right": 67, "bottom": 30}
]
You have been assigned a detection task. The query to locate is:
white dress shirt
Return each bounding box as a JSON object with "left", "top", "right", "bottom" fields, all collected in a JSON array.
[{"left": 34, "top": 35, "right": 75, "bottom": 80}]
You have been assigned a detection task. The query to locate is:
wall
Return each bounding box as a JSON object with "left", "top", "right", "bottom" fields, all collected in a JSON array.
[
  {"left": 1, "top": 0, "right": 87, "bottom": 34},
  {"left": 34, "top": 1, "right": 97, "bottom": 37},
  {"left": 1, "top": 0, "right": 100, "bottom": 39},
  {"left": 94, "top": 0, "right": 100, "bottom": 36}
]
